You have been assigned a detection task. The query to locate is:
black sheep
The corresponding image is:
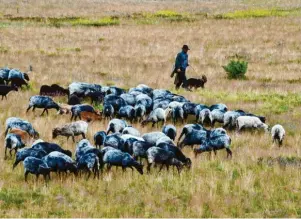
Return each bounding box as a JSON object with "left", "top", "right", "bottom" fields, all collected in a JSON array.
[
  {"left": 32, "top": 142, "right": 72, "bottom": 157},
  {"left": 23, "top": 157, "right": 51, "bottom": 182},
  {"left": 68, "top": 94, "right": 81, "bottom": 105},
  {"left": 0, "top": 85, "right": 18, "bottom": 100}
]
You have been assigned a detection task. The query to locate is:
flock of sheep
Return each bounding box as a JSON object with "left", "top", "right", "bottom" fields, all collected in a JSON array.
[{"left": 0, "top": 67, "right": 286, "bottom": 182}]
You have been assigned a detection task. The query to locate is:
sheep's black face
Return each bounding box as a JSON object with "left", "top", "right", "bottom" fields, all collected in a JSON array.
[
  {"left": 185, "top": 158, "right": 192, "bottom": 168},
  {"left": 38, "top": 166, "right": 51, "bottom": 175},
  {"left": 64, "top": 150, "right": 72, "bottom": 157},
  {"left": 12, "top": 160, "right": 20, "bottom": 169},
  {"left": 52, "top": 129, "right": 59, "bottom": 139},
  {"left": 135, "top": 164, "right": 144, "bottom": 175},
  {"left": 23, "top": 73, "right": 30, "bottom": 81},
  {"left": 34, "top": 131, "right": 40, "bottom": 139}
]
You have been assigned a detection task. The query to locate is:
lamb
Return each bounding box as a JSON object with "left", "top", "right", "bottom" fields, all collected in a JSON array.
[
  {"left": 236, "top": 116, "right": 269, "bottom": 132},
  {"left": 77, "top": 153, "right": 101, "bottom": 179},
  {"left": 142, "top": 132, "right": 166, "bottom": 145},
  {"left": 162, "top": 125, "right": 177, "bottom": 141},
  {"left": 146, "top": 147, "right": 183, "bottom": 173},
  {"left": 103, "top": 104, "right": 114, "bottom": 120},
  {"left": 39, "top": 84, "right": 69, "bottom": 96},
  {"left": 8, "top": 128, "right": 33, "bottom": 145},
  {"left": 122, "top": 126, "right": 141, "bottom": 137},
  {"left": 80, "top": 111, "right": 102, "bottom": 122},
  {"left": 52, "top": 121, "right": 88, "bottom": 142},
  {"left": 26, "top": 95, "right": 60, "bottom": 115},
  {"left": 134, "top": 104, "right": 146, "bottom": 122},
  {"left": 178, "top": 129, "right": 208, "bottom": 149},
  {"left": 70, "top": 104, "right": 95, "bottom": 121},
  {"left": 106, "top": 119, "right": 128, "bottom": 134},
  {"left": 32, "top": 142, "right": 72, "bottom": 157},
  {"left": 4, "top": 133, "right": 25, "bottom": 158},
  {"left": 43, "top": 151, "right": 77, "bottom": 176},
  {"left": 94, "top": 131, "right": 107, "bottom": 148},
  {"left": 118, "top": 105, "right": 135, "bottom": 123},
  {"left": 13, "top": 148, "right": 47, "bottom": 169},
  {"left": 68, "top": 94, "right": 81, "bottom": 105},
  {"left": 0, "top": 85, "right": 18, "bottom": 100},
  {"left": 141, "top": 108, "right": 172, "bottom": 127},
  {"left": 194, "top": 128, "right": 232, "bottom": 158},
  {"left": 171, "top": 106, "right": 185, "bottom": 124},
  {"left": 5, "top": 117, "right": 39, "bottom": 138},
  {"left": 271, "top": 124, "right": 285, "bottom": 146},
  {"left": 177, "top": 124, "right": 203, "bottom": 142},
  {"left": 103, "top": 149, "right": 143, "bottom": 174},
  {"left": 23, "top": 157, "right": 51, "bottom": 182},
  {"left": 157, "top": 143, "right": 192, "bottom": 167}
]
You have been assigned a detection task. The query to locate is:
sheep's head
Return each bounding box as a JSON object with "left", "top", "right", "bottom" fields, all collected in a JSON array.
[
  {"left": 23, "top": 73, "right": 30, "bottom": 81},
  {"left": 52, "top": 128, "right": 61, "bottom": 139},
  {"left": 38, "top": 164, "right": 51, "bottom": 175},
  {"left": 134, "top": 163, "right": 144, "bottom": 175},
  {"left": 172, "top": 158, "right": 183, "bottom": 173},
  {"left": 185, "top": 158, "right": 192, "bottom": 168},
  {"left": 193, "top": 147, "right": 204, "bottom": 158},
  {"left": 165, "top": 108, "right": 172, "bottom": 118}
]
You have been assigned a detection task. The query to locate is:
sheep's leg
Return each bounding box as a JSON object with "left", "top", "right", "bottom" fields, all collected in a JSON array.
[
  {"left": 147, "top": 163, "right": 152, "bottom": 173},
  {"left": 86, "top": 170, "right": 91, "bottom": 180},
  {"left": 226, "top": 148, "right": 232, "bottom": 158},
  {"left": 4, "top": 147, "right": 7, "bottom": 159},
  {"left": 41, "top": 109, "right": 46, "bottom": 116},
  {"left": 24, "top": 171, "right": 29, "bottom": 182},
  {"left": 26, "top": 106, "right": 32, "bottom": 113},
  {"left": 46, "top": 108, "right": 49, "bottom": 115},
  {"left": 1, "top": 95, "right": 3, "bottom": 100},
  {"left": 72, "top": 135, "right": 75, "bottom": 143},
  {"left": 158, "top": 164, "right": 164, "bottom": 173},
  {"left": 4, "top": 95, "right": 7, "bottom": 100},
  {"left": 213, "top": 150, "right": 217, "bottom": 156},
  {"left": 36, "top": 174, "right": 39, "bottom": 182},
  {"left": 152, "top": 121, "right": 155, "bottom": 127},
  {"left": 32, "top": 106, "right": 36, "bottom": 112},
  {"left": 82, "top": 133, "right": 86, "bottom": 139},
  {"left": 211, "top": 120, "right": 215, "bottom": 128},
  {"left": 70, "top": 114, "right": 74, "bottom": 121},
  {"left": 9, "top": 149, "right": 13, "bottom": 157}
]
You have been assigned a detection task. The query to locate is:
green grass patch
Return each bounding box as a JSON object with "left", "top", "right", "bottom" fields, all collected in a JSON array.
[
  {"left": 68, "top": 17, "right": 119, "bottom": 27},
  {"left": 217, "top": 8, "right": 301, "bottom": 19},
  {"left": 56, "top": 47, "right": 81, "bottom": 52}
]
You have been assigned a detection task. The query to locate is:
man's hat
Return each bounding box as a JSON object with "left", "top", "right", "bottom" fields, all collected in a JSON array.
[{"left": 182, "top": 45, "right": 190, "bottom": 50}]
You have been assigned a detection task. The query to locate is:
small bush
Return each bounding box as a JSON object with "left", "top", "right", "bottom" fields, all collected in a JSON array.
[{"left": 223, "top": 58, "right": 248, "bottom": 79}]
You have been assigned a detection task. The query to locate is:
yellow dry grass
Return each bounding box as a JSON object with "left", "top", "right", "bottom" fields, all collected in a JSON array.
[{"left": 0, "top": 0, "right": 301, "bottom": 217}]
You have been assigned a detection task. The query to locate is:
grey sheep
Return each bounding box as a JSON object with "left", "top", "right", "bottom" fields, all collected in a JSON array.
[
  {"left": 271, "top": 124, "right": 285, "bottom": 146},
  {"left": 162, "top": 124, "right": 177, "bottom": 141},
  {"left": 118, "top": 105, "right": 136, "bottom": 123},
  {"left": 122, "top": 126, "right": 141, "bottom": 137},
  {"left": 106, "top": 119, "right": 128, "bottom": 134},
  {"left": 178, "top": 129, "right": 209, "bottom": 149},
  {"left": 171, "top": 106, "right": 185, "bottom": 124},
  {"left": 134, "top": 104, "right": 146, "bottom": 122},
  {"left": 77, "top": 153, "right": 101, "bottom": 179},
  {"left": 23, "top": 157, "right": 51, "bottom": 182},
  {"left": 103, "top": 103, "right": 114, "bottom": 120},
  {"left": 94, "top": 131, "right": 107, "bottom": 148},
  {"left": 4, "top": 133, "right": 25, "bottom": 158},
  {"left": 142, "top": 132, "right": 166, "bottom": 145},
  {"left": 26, "top": 95, "right": 60, "bottom": 116},
  {"left": 141, "top": 108, "right": 172, "bottom": 128},
  {"left": 52, "top": 121, "right": 88, "bottom": 142},
  {"left": 13, "top": 148, "right": 47, "bottom": 169}
]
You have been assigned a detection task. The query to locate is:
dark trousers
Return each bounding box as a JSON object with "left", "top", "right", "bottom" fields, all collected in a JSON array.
[{"left": 175, "top": 70, "right": 187, "bottom": 89}]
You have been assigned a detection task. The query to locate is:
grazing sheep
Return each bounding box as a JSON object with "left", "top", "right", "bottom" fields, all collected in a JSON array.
[
  {"left": 23, "top": 157, "right": 51, "bottom": 182},
  {"left": 118, "top": 105, "right": 135, "bottom": 123},
  {"left": 178, "top": 129, "right": 208, "bottom": 149},
  {"left": 146, "top": 147, "right": 183, "bottom": 173},
  {"left": 26, "top": 95, "right": 60, "bottom": 115},
  {"left": 209, "top": 103, "right": 228, "bottom": 112},
  {"left": 103, "top": 149, "right": 143, "bottom": 174},
  {"left": 85, "top": 91, "right": 104, "bottom": 104},
  {"left": 100, "top": 146, "right": 120, "bottom": 156},
  {"left": 141, "top": 108, "right": 172, "bottom": 127},
  {"left": 103, "top": 104, "right": 114, "bottom": 120},
  {"left": 177, "top": 124, "right": 203, "bottom": 142},
  {"left": 70, "top": 104, "right": 95, "bottom": 121},
  {"left": 69, "top": 82, "right": 102, "bottom": 96},
  {"left": 168, "top": 101, "right": 184, "bottom": 109},
  {"left": 182, "top": 102, "right": 197, "bottom": 119},
  {"left": 106, "top": 86, "right": 125, "bottom": 96},
  {"left": 94, "top": 131, "right": 107, "bottom": 148},
  {"left": 142, "top": 132, "right": 166, "bottom": 145},
  {"left": 43, "top": 151, "right": 77, "bottom": 175},
  {"left": 171, "top": 106, "right": 184, "bottom": 124},
  {"left": 52, "top": 121, "right": 88, "bottom": 142},
  {"left": 106, "top": 119, "right": 128, "bottom": 134},
  {"left": 123, "top": 138, "right": 140, "bottom": 155},
  {"left": 104, "top": 94, "right": 126, "bottom": 111},
  {"left": 39, "top": 84, "right": 69, "bottom": 96},
  {"left": 211, "top": 109, "right": 226, "bottom": 127},
  {"left": 10, "top": 77, "right": 28, "bottom": 88},
  {"left": 223, "top": 110, "right": 246, "bottom": 129},
  {"left": 80, "top": 111, "right": 102, "bottom": 122},
  {"left": 134, "top": 104, "right": 146, "bottom": 122},
  {"left": 271, "top": 124, "right": 285, "bottom": 146},
  {"left": 136, "top": 84, "right": 153, "bottom": 95},
  {"left": 8, "top": 69, "right": 29, "bottom": 81},
  {"left": 122, "top": 126, "right": 141, "bottom": 137},
  {"left": 194, "top": 128, "right": 232, "bottom": 158},
  {"left": 75, "top": 139, "right": 94, "bottom": 161},
  {"left": 104, "top": 133, "right": 125, "bottom": 151},
  {"left": 132, "top": 141, "right": 153, "bottom": 163},
  {"left": 121, "top": 134, "right": 144, "bottom": 142},
  {"left": 196, "top": 108, "right": 212, "bottom": 126},
  {"left": 32, "top": 142, "right": 72, "bottom": 157},
  {"left": 0, "top": 85, "right": 18, "bottom": 100},
  {"left": 5, "top": 117, "right": 39, "bottom": 138},
  {"left": 236, "top": 116, "right": 268, "bottom": 132},
  {"left": 13, "top": 148, "right": 47, "bottom": 169},
  {"left": 120, "top": 93, "right": 136, "bottom": 106},
  {"left": 157, "top": 143, "right": 191, "bottom": 168},
  {"left": 156, "top": 136, "right": 174, "bottom": 146},
  {"left": 77, "top": 153, "right": 100, "bottom": 179},
  {"left": 4, "top": 133, "right": 25, "bottom": 158},
  {"left": 68, "top": 94, "right": 81, "bottom": 105},
  {"left": 135, "top": 94, "right": 153, "bottom": 112},
  {"left": 162, "top": 125, "right": 177, "bottom": 141}
]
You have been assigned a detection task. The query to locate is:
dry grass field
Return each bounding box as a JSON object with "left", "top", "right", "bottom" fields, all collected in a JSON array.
[{"left": 0, "top": 0, "right": 301, "bottom": 217}]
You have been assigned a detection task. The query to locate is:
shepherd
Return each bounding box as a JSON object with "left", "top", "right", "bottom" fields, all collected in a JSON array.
[{"left": 171, "top": 45, "right": 190, "bottom": 91}]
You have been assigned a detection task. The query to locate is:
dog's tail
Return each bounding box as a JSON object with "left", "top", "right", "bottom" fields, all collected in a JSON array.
[{"left": 202, "top": 75, "right": 207, "bottom": 83}]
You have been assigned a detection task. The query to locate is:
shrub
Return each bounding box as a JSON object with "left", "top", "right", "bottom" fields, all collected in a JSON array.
[{"left": 223, "top": 58, "right": 248, "bottom": 79}]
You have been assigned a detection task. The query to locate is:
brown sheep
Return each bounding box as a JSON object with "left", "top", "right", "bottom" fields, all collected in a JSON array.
[
  {"left": 80, "top": 111, "right": 102, "bottom": 122},
  {"left": 8, "top": 128, "right": 33, "bottom": 145}
]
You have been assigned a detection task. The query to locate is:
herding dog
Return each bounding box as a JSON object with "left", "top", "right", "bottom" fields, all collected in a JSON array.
[{"left": 185, "top": 75, "right": 207, "bottom": 90}]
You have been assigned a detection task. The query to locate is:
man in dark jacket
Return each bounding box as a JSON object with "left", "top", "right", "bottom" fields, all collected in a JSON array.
[{"left": 171, "top": 45, "right": 190, "bottom": 90}]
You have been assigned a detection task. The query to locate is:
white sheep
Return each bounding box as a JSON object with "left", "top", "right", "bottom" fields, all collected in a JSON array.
[
  {"left": 271, "top": 124, "right": 285, "bottom": 146},
  {"left": 236, "top": 116, "right": 268, "bottom": 132},
  {"left": 141, "top": 107, "right": 172, "bottom": 127}
]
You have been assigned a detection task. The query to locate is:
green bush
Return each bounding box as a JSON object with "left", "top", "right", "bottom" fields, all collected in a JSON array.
[{"left": 223, "top": 58, "right": 248, "bottom": 79}]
